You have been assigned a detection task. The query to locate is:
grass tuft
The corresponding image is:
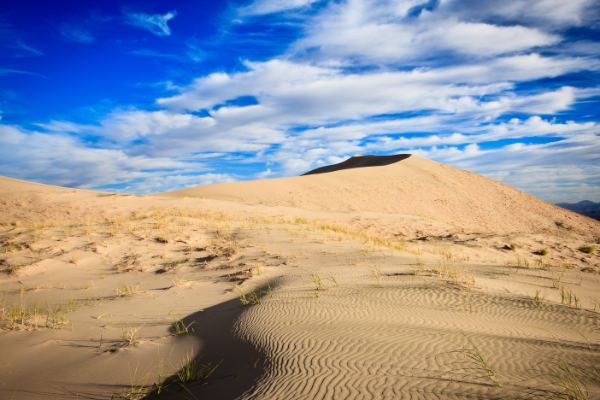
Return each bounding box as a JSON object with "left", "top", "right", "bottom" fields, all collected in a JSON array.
[
  {"left": 527, "top": 289, "right": 546, "bottom": 308},
  {"left": 448, "top": 330, "right": 501, "bottom": 387},
  {"left": 523, "top": 356, "right": 600, "bottom": 400},
  {"left": 171, "top": 316, "right": 195, "bottom": 335}
]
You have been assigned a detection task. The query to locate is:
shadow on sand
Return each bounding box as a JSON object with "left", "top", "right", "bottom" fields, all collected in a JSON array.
[{"left": 144, "top": 297, "right": 265, "bottom": 400}]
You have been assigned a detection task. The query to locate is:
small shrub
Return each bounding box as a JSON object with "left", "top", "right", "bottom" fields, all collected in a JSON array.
[
  {"left": 510, "top": 244, "right": 517, "bottom": 250},
  {"left": 540, "top": 249, "right": 548, "bottom": 256},
  {"left": 579, "top": 246, "right": 594, "bottom": 254}
]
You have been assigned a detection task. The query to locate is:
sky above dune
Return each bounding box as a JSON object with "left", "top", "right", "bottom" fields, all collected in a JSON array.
[{"left": 1, "top": 0, "right": 599, "bottom": 202}]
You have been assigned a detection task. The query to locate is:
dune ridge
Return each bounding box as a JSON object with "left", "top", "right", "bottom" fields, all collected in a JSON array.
[{"left": 301, "top": 154, "right": 412, "bottom": 175}]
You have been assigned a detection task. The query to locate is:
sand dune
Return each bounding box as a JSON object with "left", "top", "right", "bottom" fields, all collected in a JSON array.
[
  {"left": 1, "top": 155, "right": 599, "bottom": 400},
  {"left": 160, "top": 155, "right": 600, "bottom": 236}
]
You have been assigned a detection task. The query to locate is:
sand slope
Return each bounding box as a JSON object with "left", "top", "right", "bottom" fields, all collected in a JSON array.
[{"left": 160, "top": 155, "right": 600, "bottom": 236}]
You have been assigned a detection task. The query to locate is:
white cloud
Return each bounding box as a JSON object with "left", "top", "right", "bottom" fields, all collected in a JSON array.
[
  {"left": 239, "top": 0, "right": 320, "bottom": 16},
  {"left": 0, "top": 124, "right": 220, "bottom": 193},
  {"left": 125, "top": 10, "right": 177, "bottom": 36},
  {"left": 288, "top": 0, "right": 564, "bottom": 66},
  {"left": 104, "top": 173, "right": 236, "bottom": 194},
  {"left": 439, "top": 0, "right": 593, "bottom": 28}
]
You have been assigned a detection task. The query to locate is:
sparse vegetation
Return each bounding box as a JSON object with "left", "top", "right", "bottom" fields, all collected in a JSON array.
[
  {"left": 523, "top": 356, "right": 600, "bottom": 400},
  {"left": 370, "top": 264, "right": 383, "bottom": 287},
  {"left": 309, "top": 270, "right": 328, "bottom": 290},
  {"left": 561, "top": 286, "right": 582, "bottom": 309},
  {"left": 234, "top": 285, "right": 250, "bottom": 305},
  {"left": 122, "top": 326, "right": 141, "bottom": 346},
  {"left": 176, "top": 349, "right": 222, "bottom": 387},
  {"left": 171, "top": 316, "right": 195, "bottom": 335},
  {"left": 3, "top": 197, "right": 600, "bottom": 400},
  {"left": 448, "top": 330, "right": 501, "bottom": 387},
  {"left": 579, "top": 246, "right": 595, "bottom": 254},
  {"left": 116, "top": 284, "right": 140, "bottom": 297},
  {"left": 527, "top": 289, "right": 546, "bottom": 308}
]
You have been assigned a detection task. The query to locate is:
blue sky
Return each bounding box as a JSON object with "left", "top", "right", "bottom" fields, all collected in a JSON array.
[{"left": 1, "top": 0, "right": 599, "bottom": 203}]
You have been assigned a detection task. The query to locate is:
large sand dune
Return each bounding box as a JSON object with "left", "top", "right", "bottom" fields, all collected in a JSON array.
[
  {"left": 160, "top": 155, "right": 600, "bottom": 236},
  {"left": 1, "top": 155, "right": 599, "bottom": 400}
]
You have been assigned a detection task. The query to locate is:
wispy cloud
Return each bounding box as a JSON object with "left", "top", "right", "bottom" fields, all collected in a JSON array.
[
  {"left": 186, "top": 38, "right": 204, "bottom": 62},
  {"left": 59, "top": 24, "right": 95, "bottom": 43},
  {"left": 239, "top": 0, "right": 320, "bottom": 16},
  {"left": 128, "top": 49, "right": 184, "bottom": 60},
  {"left": 0, "top": 69, "right": 45, "bottom": 78},
  {"left": 15, "top": 41, "right": 43, "bottom": 56},
  {"left": 125, "top": 10, "right": 177, "bottom": 36}
]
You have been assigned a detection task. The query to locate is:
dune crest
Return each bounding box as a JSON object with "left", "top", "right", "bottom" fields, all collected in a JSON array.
[{"left": 301, "top": 154, "right": 411, "bottom": 175}]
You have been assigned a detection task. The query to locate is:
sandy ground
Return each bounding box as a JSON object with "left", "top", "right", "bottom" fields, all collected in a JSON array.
[{"left": 1, "top": 155, "right": 600, "bottom": 399}]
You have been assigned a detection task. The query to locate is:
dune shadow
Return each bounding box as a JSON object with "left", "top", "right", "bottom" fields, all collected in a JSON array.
[
  {"left": 145, "top": 297, "right": 264, "bottom": 400},
  {"left": 301, "top": 154, "right": 411, "bottom": 175}
]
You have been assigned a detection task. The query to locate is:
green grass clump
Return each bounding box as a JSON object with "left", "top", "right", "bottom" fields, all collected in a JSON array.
[
  {"left": 171, "top": 317, "right": 195, "bottom": 335},
  {"left": 540, "top": 249, "right": 548, "bottom": 256},
  {"left": 579, "top": 246, "right": 595, "bottom": 254},
  {"left": 177, "top": 350, "right": 222, "bottom": 386},
  {"left": 510, "top": 244, "right": 517, "bottom": 250}
]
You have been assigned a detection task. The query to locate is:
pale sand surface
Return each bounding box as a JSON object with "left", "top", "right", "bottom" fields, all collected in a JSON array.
[{"left": 1, "top": 155, "right": 599, "bottom": 399}]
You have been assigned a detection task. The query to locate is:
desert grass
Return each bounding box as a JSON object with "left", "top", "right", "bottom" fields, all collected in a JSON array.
[
  {"left": 370, "top": 264, "right": 383, "bottom": 287},
  {"left": 308, "top": 270, "right": 328, "bottom": 290},
  {"left": 175, "top": 349, "right": 222, "bottom": 388},
  {"left": 115, "top": 284, "right": 141, "bottom": 297},
  {"left": 110, "top": 363, "right": 151, "bottom": 400},
  {"left": 234, "top": 285, "right": 250, "bottom": 305},
  {"left": 432, "top": 260, "right": 476, "bottom": 290},
  {"left": 561, "top": 286, "right": 582, "bottom": 309},
  {"left": 447, "top": 330, "right": 501, "bottom": 387},
  {"left": 0, "top": 296, "right": 101, "bottom": 330},
  {"left": 522, "top": 356, "right": 600, "bottom": 400},
  {"left": 122, "top": 326, "right": 142, "bottom": 346},
  {"left": 527, "top": 289, "right": 546, "bottom": 308},
  {"left": 551, "top": 269, "right": 566, "bottom": 288}
]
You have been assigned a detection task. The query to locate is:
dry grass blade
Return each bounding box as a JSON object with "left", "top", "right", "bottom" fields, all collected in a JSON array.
[
  {"left": 447, "top": 330, "right": 501, "bottom": 387},
  {"left": 522, "top": 356, "right": 600, "bottom": 400}
]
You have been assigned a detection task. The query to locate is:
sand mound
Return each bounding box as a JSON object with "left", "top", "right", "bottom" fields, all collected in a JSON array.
[
  {"left": 302, "top": 154, "right": 411, "bottom": 175},
  {"left": 159, "top": 155, "right": 600, "bottom": 236}
]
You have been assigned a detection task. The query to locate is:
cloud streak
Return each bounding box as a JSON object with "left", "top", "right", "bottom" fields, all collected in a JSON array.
[{"left": 125, "top": 10, "right": 177, "bottom": 36}]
